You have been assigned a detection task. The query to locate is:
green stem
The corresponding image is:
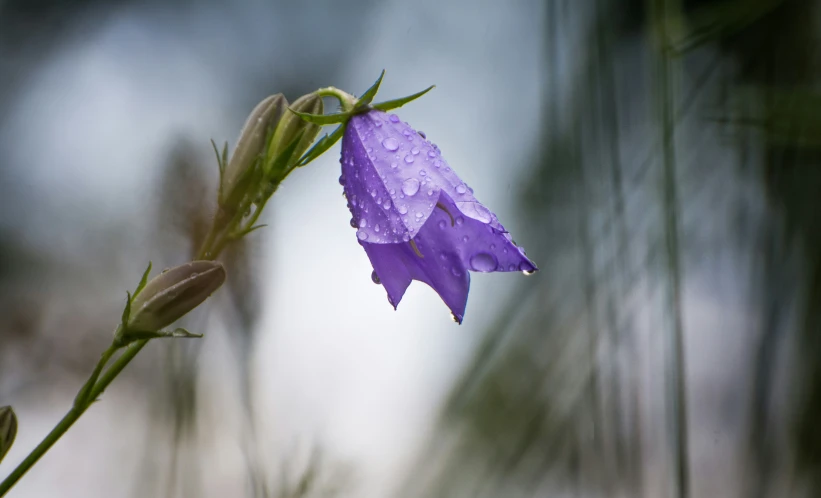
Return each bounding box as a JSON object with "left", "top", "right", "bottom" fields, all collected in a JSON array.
[
  {"left": 315, "top": 87, "right": 357, "bottom": 112},
  {"left": 0, "top": 341, "right": 147, "bottom": 496}
]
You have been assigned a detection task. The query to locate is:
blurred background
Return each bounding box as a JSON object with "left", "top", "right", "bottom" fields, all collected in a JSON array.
[{"left": 0, "top": 0, "right": 818, "bottom": 496}]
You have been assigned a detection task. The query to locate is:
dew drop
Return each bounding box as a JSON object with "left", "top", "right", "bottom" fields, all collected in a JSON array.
[
  {"left": 411, "top": 147, "right": 420, "bottom": 155},
  {"left": 402, "top": 233, "right": 410, "bottom": 242},
  {"left": 338, "top": 175, "right": 346, "bottom": 185},
  {"left": 462, "top": 235, "right": 469, "bottom": 242},
  {"left": 375, "top": 224, "right": 381, "bottom": 232},
  {"left": 470, "top": 252, "right": 498, "bottom": 272},
  {"left": 350, "top": 218, "right": 357, "bottom": 228},
  {"left": 382, "top": 137, "right": 399, "bottom": 151},
  {"left": 389, "top": 189, "right": 396, "bottom": 195},
  {"left": 357, "top": 230, "right": 368, "bottom": 240},
  {"left": 456, "top": 216, "right": 464, "bottom": 226},
  {"left": 456, "top": 184, "right": 467, "bottom": 194},
  {"left": 383, "top": 200, "right": 391, "bottom": 209},
  {"left": 451, "top": 313, "right": 460, "bottom": 323},
  {"left": 418, "top": 130, "right": 426, "bottom": 139},
  {"left": 433, "top": 160, "right": 442, "bottom": 168},
  {"left": 404, "top": 154, "right": 415, "bottom": 164},
  {"left": 391, "top": 162, "right": 398, "bottom": 169},
  {"left": 427, "top": 150, "right": 437, "bottom": 158},
  {"left": 520, "top": 261, "right": 537, "bottom": 275},
  {"left": 402, "top": 178, "right": 420, "bottom": 196},
  {"left": 438, "top": 220, "right": 447, "bottom": 229},
  {"left": 371, "top": 271, "right": 381, "bottom": 284},
  {"left": 389, "top": 114, "right": 400, "bottom": 123},
  {"left": 451, "top": 267, "right": 462, "bottom": 277},
  {"left": 419, "top": 169, "right": 427, "bottom": 176},
  {"left": 359, "top": 219, "right": 367, "bottom": 228},
  {"left": 427, "top": 190, "right": 434, "bottom": 196},
  {"left": 398, "top": 205, "right": 408, "bottom": 214},
  {"left": 490, "top": 244, "right": 496, "bottom": 250}
]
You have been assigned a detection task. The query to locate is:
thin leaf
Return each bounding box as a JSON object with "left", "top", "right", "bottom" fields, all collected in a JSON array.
[
  {"left": 122, "top": 291, "right": 132, "bottom": 326},
  {"left": 133, "top": 261, "right": 152, "bottom": 298},
  {"left": 288, "top": 108, "right": 351, "bottom": 125},
  {"left": 372, "top": 85, "right": 436, "bottom": 112},
  {"left": 296, "top": 124, "right": 346, "bottom": 167},
  {"left": 210, "top": 139, "right": 225, "bottom": 180},
  {"left": 355, "top": 69, "right": 386, "bottom": 109}
]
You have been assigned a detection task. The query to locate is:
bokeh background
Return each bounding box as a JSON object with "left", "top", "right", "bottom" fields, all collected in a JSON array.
[{"left": 1, "top": 0, "right": 819, "bottom": 497}]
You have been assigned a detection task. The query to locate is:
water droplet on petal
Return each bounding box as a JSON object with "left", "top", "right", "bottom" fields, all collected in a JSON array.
[
  {"left": 438, "top": 220, "right": 446, "bottom": 229},
  {"left": 389, "top": 189, "right": 396, "bottom": 195},
  {"left": 456, "top": 216, "right": 464, "bottom": 226},
  {"left": 490, "top": 244, "right": 496, "bottom": 250},
  {"left": 375, "top": 224, "right": 381, "bottom": 232},
  {"left": 339, "top": 175, "right": 346, "bottom": 185},
  {"left": 427, "top": 150, "right": 437, "bottom": 158},
  {"left": 419, "top": 170, "right": 426, "bottom": 176},
  {"left": 433, "top": 160, "right": 442, "bottom": 168},
  {"left": 427, "top": 190, "right": 434, "bottom": 196},
  {"left": 357, "top": 230, "right": 368, "bottom": 240},
  {"left": 508, "top": 264, "right": 515, "bottom": 271},
  {"left": 350, "top": 218, "right": 357, "bottom": 228},
  {"left": 451, "top": 313, "right": 460, "bottom": 323},
  {"left": 404, "top": 154, "right": 415, "bottom": 164},
  {"left": 451, "top": 267, "right": 462, "bottom": 277},
  {"left": 411, "top": 147, "right": 420, "bottom": 155},
  {"left": 383, "top": 200, "right": 391, "bottom": 209},
  {"left": 470, "top": 252, "right": 498, "bottom": 272},
  {"left": 391, "top": 162, "right": 398, "bottom": 169},
  {"left": 402, "top": 178, "right": 420, "bottom": 196},
  {"left": 382, "top": 137, "right": 399, "bottom": 151},
  {"left": 418, "top": 130, "right": 426, "bottom": 139},
  {"left": 402, "top": 233, "right": 410, "bottom": 242},
  {"left": 462, "top": 235, "right": 469, "bottom": 242},
  {"left": 389, "top": 114, "right": 400, "bottom": 123},
  {"left": 520, "top": 261, "right": 536, "bottom": 275},
  {"left": 371, "top": 271, "right": 381, "bottom": 284},
  {"left": 359, "top": 219, "right": 367, "bottom": 228},
  {"left": 456, "top": 185, "right": 467, "bottom": 194},
  {"left": 415, "top": 212, "right": 424, "bottom": 219},
  {"left": 398, "top": 205, "right": 408, "bottom": 214}
]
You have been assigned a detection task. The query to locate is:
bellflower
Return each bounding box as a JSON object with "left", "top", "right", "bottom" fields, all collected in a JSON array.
[
  {"left": 292, "top": 71, "right": 537, "bottom": 323},
  {"left": 339, "top": 111, "right": 537, "bottom": 323}
]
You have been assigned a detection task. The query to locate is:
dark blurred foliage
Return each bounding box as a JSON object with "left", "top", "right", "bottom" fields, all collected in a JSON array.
[{"left": 400, "top": 0, "right": 821, "bottom": 497}]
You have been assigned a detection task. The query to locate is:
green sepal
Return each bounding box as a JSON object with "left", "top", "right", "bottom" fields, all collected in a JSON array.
[
  {"left": 289, "top": 108, "right": 351, "bottom": 126},
  {"left": 133, "top": 261, "right": 153, "bottom": 299},
  {"left": 211, "top": 139, "right": 225, "bottom": 183},
  {"left": 296, "top": 124, "right": 346, "bottom": 167},
  {"left": 354, "top": 69, "right": 385, "bottom": 109},
  {"left": 120, "top": 327, "right": 204, "bottom": 342},
  {"left": 372, "top": 85, "right": 435, "bottom": 112},
  {"left": 267, "top": 129, "right": 306, "bottom": 176},
  {"left": 121, "top": 291, "right": 132, "bottom": 327}
]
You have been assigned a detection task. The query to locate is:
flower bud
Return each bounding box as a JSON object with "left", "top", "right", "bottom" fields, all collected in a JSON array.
[
  {"left": 0, "top": 406, "right": 17, "bottom": 464},
  {"left": 221, "top": 94, "right": 287, "bottom": 211},
  {"left": 268, "top": 92, "right": 324, "bottom": 172},
  {"left": 129, "top": 261, "right": 226, "bottom": 332}
]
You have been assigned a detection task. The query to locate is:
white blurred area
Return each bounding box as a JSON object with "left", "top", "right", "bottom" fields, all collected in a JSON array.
[{"left": 0, "top": 1, "right": 546, "bottom": 496}]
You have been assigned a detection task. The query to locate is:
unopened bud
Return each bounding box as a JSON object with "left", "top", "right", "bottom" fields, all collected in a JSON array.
[
  {"left": 221, "top": 94, "right": 287, "bottom": 210},
  {"left": 129, "top": 261, "right": 226, "bottom": 332},
  {"left": 0, "top": 406, "right": 17, "bottom": 464},
  {"left": 268, "top": 93, "right": 324, "bottom": 172}
]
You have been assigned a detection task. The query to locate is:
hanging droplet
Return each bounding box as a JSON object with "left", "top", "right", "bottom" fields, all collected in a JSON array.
[{"left": 371, "top": 271, "right": 381, "bottom": 284}]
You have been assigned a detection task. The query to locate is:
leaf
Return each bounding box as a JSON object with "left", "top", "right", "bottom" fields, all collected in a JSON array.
[
  {"left": 372, "top": 85, "right": 436, "bottom": 112},
  {"left": 133, "top": 261, "right": 152, "bottom": 298},
  {"left": 296, "top": 124, "right": 346, "bottom": 167},
  {"left": 288, "top": 108, "right": 351, "bottom": 126},
  {"left": 122, "top": 291, "right": 132, "bottom": 326},
  {"left": 210, "top": 139, "right": 225, "bottom": 180},
  {"left": 355, "top": 69, "right": 386, "bottom": 109}
]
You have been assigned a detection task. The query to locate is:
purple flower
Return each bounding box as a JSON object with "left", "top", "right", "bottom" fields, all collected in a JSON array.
[{"left": 340, "top": 110, "right": 537, "bottom": 323}]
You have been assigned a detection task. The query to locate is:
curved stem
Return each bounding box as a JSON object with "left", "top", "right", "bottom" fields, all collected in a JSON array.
[{"left": 316, "top": 87, "right": 357, "bottom": 112}]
